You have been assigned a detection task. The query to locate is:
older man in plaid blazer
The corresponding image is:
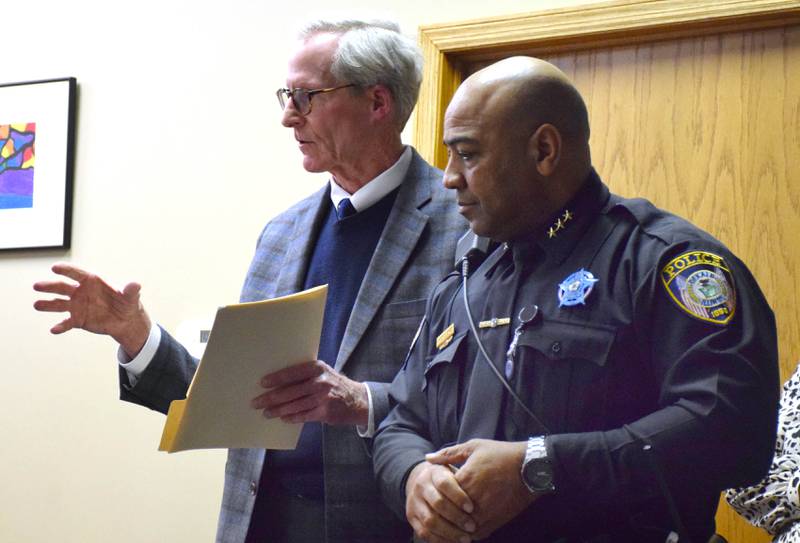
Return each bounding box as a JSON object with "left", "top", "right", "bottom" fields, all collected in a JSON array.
[{"left": 33, "top": 19, "right": 465, "bottom": 543}]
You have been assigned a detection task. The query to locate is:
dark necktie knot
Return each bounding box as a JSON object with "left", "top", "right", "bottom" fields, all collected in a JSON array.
[{"left": 337, "top": 198, "right": 356, "bottom": 220}]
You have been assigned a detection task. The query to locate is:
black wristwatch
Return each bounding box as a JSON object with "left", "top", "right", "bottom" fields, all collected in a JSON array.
[{"left": 521, "top": 436, "right": 555, "bottom": 494}]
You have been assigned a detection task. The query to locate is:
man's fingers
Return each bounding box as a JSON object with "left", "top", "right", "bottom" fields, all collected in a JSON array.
[
  {"left": 427, "top": 442, "right": 472, "bottom": 466},
  {"left": 406, "top": 463, "right": 476, "bottom": 543},
  {"left": 411, "top": 500, "right": 473, "bottom": 543},
  {"left": 51, "top": 317, "right": 75, "bottom": 334},
  {"left": 121, "top": 282, "right": 142, "bottom": 300},
  {"left": 414, "top": 464, "right": 476, "bottom": 537},
  {"left": 257, "top": 393, "right": 318, "bottom": 419},
  {"left": 409, "top": 518, "right": 459, "bottom": 543},
  {"left": 33, "top": 298, "right": 72, "bottom": 313},
  {"left": 32, "top": 280, "right": 76, "bottom": 296},
  {"left": 419, "top": 527, "right": 468, "bottom": 543},
  {"left": 280, "top": 406, "right": 319, "bottom": 424},
  {"left": 430, "top": 467, "right": 476, "bottom": 520},
  {"left": 416, "top": 509, "right": 473, "bottom": 543},
  {"left": 408, "top": 518, "right": 450, "bottom": 543},
  {"left": 261, "top": 360, "right": 324, "bottom": 388},
  {"left": 252, "top": 376, "right": 321, "bottom": 409},
  {"left": 422, "top": 489, "right": 475, "bottom": 536},
  {"left": 51, "top": 262, "right": 89, "bottom": 282}
]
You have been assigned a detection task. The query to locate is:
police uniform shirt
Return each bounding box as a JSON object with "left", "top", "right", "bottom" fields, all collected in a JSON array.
[{"left": 374, "top": 170, "right": 780, "bottom": 542}]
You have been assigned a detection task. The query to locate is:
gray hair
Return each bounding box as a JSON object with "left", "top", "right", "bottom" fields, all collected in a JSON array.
[{"left": 300, "top": 20, "right": 423, "bottom": 131}]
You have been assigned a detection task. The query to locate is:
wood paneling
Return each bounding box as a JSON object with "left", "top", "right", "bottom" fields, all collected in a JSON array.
[
  {"left": 414, "top": 2, "right": 800, "bottom": 541},
  {"left": 416, "top": 0, "right": 800, "bottom": 169},
  {"left": 548, "top": 29, "right": 799, "bottom": 542}
]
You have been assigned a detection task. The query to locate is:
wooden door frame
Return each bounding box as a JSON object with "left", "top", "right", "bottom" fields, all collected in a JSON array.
[{"left": 414, "top": 0, "right": 800, "bottom": 168}]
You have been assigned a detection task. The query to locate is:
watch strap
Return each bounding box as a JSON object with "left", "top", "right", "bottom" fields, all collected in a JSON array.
[
  {"left": 526, "top": 436, "right": 547, "bottom": 462},
  {"left": 521, "top": 436, "right": 555, "bottom": 494}
]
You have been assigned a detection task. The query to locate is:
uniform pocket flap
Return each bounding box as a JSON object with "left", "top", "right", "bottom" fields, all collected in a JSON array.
[
  {"left": 516, "top": 320, "right": 616, "bottom": 366},
  {"left": 423, "top": 332, "right": 468, "bottom": 390}
]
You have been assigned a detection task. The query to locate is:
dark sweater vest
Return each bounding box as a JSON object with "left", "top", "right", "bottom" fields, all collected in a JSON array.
[{"left": 259, "top": 187, "right": 399, "bottom": 500}]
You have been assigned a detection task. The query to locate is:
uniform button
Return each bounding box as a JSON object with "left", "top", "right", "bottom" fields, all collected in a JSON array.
[
  {"left": 551, "top": 341, "right": 562, "bottom": 354},
  {"left": 249, "top": 481, "right": 257, "bottom": 496}
]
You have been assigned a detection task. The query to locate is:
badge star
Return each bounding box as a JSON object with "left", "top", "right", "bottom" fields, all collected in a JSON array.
[
  {"left": 548, "top": 227, "right": 557, "bottom": 239},
  {"left": 562, "top": 210, "right": 573, "bottom": 222}
]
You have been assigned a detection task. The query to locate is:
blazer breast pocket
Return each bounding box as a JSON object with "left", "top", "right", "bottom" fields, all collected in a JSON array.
[
  {"left": 377, "top": 298, "right": 429, "bottom": 366},
  {"left": 383, "top": 298, "right": 427, "bottom": 320}
]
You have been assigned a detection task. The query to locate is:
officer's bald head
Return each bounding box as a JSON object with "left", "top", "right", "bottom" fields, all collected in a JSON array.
[{"left": 448, "top": 57, "right": 591, "bottom": 174}]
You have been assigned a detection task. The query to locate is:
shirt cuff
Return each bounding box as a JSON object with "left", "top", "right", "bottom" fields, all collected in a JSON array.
[
  {"left": 117, "top": 324, "right": 162, "bottom": 387},
  {"left": 356, "top": 382, "right": 376, "bottom": 438}
]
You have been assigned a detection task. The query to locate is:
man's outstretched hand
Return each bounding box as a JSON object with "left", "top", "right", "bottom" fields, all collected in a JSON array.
[{"left": 33, "top": 262, "right": 151, "bottom": 357}]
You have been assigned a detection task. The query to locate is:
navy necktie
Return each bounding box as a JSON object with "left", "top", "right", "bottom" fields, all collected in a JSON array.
[{"left": 337, "top": 198, "right": 356, "bottom": 220}]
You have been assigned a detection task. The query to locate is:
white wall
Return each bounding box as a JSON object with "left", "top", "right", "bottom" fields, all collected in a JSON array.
[{"left": 1, "top": 0, "right": 600, "bottom": 540}]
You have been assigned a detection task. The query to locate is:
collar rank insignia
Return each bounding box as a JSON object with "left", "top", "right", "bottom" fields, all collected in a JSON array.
[
  {"left": 660, "top": 251, "right": 736, "bottom": 325},
  {"left": 548, "top": 209, "right": 574, "bottom": 239},
  {"left": 436, "top": 323, "right": 455, "bottom": 350},
  {"left": 558, "top": 268, "right": 598, "bottom": 307}
]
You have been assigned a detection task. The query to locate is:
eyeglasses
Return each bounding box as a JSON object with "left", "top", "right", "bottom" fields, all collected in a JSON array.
[{"left": 276, "top": 84, "right": 355, "bottom": 115}]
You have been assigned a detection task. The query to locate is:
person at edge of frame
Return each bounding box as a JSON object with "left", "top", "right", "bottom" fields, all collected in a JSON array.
[{"left": 726, "top": 360, "right": 800, "bottom": 543}]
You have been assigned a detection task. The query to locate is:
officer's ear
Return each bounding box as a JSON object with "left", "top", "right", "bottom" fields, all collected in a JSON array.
[{"left": 527, "top": 123, "right": 561, "bottom": 177}]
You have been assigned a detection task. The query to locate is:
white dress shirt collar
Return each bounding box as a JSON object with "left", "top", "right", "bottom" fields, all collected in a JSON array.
[{"left": 329, "top": 146, "right": 412, "bottom": 213}]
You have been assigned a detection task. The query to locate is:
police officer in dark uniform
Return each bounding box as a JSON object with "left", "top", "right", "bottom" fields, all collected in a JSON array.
[{"left": 373, "top": 57, "right": 779, "bottom": 543}]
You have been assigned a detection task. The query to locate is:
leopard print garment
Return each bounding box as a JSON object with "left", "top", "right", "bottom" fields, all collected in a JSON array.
[{"left": 726, "top": 363, "right": 800, "bottom": 542}]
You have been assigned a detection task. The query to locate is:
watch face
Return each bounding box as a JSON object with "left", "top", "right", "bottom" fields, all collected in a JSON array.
[{"left": 525, "top": 459, "right": 554, "bottom": 492}]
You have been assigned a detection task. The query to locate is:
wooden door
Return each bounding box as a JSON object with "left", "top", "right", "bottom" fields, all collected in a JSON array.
[{"left": 414, "top": 1, "right": 800, "bottom": 541}]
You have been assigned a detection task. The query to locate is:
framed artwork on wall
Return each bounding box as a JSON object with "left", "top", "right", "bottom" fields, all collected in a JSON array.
[{"left": 0, "top": 77, "right": 76, "bottom": 251}]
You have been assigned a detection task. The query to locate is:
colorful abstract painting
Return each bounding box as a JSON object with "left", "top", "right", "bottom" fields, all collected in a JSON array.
[{"left": 0, "top": 122, "right": 36, "bottom": 209}]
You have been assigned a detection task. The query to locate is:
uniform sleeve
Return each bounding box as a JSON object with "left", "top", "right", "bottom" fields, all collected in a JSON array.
[
  {"left": 725, "top": 364, "right": 800, "bottom": 536},
  {"left": 547, "top": 243, "right": 780, "bottom": 511}
]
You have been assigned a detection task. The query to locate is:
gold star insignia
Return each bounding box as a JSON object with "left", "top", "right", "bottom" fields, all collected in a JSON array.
[{"left": 546, "top": 209, "right": 573, "bottom": 239}]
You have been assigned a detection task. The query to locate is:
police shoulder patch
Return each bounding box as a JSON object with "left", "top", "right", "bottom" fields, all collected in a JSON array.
[{"left": 660, "top": 250, "right": 736, "bottom": 325}]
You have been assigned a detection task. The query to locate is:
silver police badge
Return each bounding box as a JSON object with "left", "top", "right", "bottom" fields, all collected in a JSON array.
[{"left": 558, "top": 269, "right": 599, "bottom": 307}]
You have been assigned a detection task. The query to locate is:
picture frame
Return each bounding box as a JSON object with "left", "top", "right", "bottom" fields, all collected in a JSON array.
[{"left": 0, "top": 77, "right": 76, "bottom": 251}]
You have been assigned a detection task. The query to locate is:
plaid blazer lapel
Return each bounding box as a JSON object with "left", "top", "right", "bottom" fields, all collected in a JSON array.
[
  {"left": 273, "top": 185, "right": 330, "bottom": 297},
  {"left": 334, "top": 153, "right": 434, "bottom": 372}
]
